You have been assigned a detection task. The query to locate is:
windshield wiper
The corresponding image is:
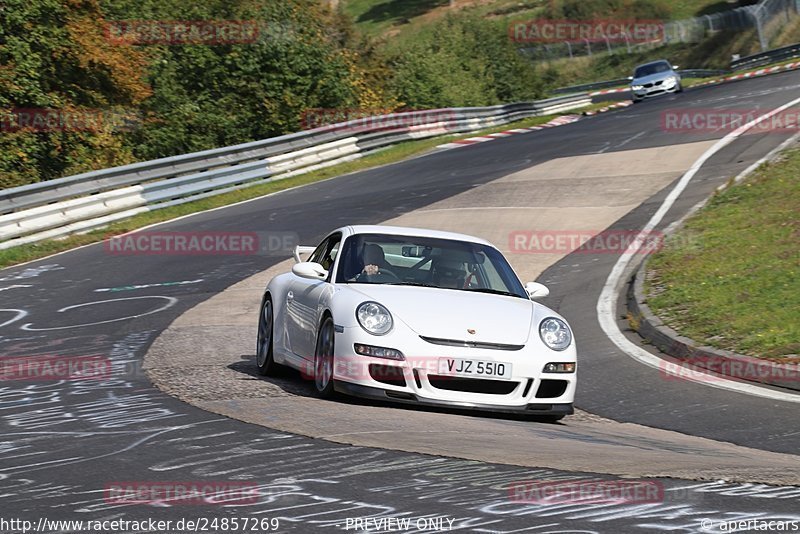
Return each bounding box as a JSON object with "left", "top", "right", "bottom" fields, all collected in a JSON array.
[
  {"left": 386, "top": 282, "right": 437, "bottom": 288},
  {"left": 466, "top": 288, "right": 521, "bottom": 297}
]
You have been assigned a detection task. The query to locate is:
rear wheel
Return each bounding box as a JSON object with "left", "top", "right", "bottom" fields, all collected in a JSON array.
[
  {"left": 314, "top": 316, "right": 336, "bottom": 397},
  {"left": 256, "top": 295, "right": 279, "bottom": 376}
]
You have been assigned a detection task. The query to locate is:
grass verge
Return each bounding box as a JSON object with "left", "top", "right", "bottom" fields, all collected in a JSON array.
[
  {"left": 645, "top": 148, "right": 800, "bottom": 362},
  {"left": 0, "top": 111, "right": 571, "bottom": 270}
]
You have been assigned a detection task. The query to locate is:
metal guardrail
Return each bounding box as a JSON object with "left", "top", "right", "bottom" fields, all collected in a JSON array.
[
  {"left": 0, "top": 94, "right": 592, "bottom": 250},
  {"left": 678, "top": 69, "right": 730, "bottom": 78},
  {"left": 731, "top": 41, "right": 800, "bottom": 70},
  {"left": 551, "top": 79, "right": 630, "bottom": 95},
  {"left": 551, "top": 69, "right": 730, "bottom": 95}
]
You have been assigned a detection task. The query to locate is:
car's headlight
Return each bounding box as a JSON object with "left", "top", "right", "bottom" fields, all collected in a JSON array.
[
  {"left": 356, "top": 302, "right": 393, "bottom": 335},
  {"left": 539, "top": 317, "right": 572, "bottom": 351},
  {"left": 664, "top": 76, "right": 676, "bottom": 84}
]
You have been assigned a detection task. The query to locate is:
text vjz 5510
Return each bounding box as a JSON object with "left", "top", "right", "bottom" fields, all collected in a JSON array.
[{"left": 438, "top": 358, "right": 512, "bottom": 379}]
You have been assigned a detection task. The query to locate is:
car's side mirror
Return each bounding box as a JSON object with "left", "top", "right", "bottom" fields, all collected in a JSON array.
[
  {"left": 525, "top": 282, "right": 550, "bottom": 299},
  {"left": 292, "top": 262, "right": 328, "bottom": 280},
  {"left": 672, "top": 65, "right": 680, "bottom": 70}
]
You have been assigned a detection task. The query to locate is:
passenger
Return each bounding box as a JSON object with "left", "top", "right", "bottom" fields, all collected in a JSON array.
[{"left": 432, "top": 259, "right": 466, "bottom": 289}]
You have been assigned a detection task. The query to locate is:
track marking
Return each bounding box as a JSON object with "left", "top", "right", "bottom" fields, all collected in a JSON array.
[
  {"left": 597, "top": 96, "right": 800, "bottom": 403},
  {"left": 21, "top": 296, "right": 178, "bottom": 331},
  {"left": 614, "top": 131, "right": 646, "bottom": 150},
  {"left": 0, "top": 309, "right": 28, "bottom": 329},
  {"left": 0, "top": 285, "right": 32, "bottom": 292}
]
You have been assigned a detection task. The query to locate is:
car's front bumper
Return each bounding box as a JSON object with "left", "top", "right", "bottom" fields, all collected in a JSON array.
[
  {"left": 631, "top": 78, "right": 680, "bottom": 100},
  {"left": 331, "top": 324, "right": 576, "bottom": 412},
  {"left": 334, "top": 380, "right": 574, "bottom": 415}
]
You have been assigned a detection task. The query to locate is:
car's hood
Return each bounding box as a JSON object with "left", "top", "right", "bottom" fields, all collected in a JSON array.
[
  {"left": 347, "top": 285, "right": 534, "bottom": 345},
  {"left": 632, "top": 72, "right": 675, "bottom": 85}
]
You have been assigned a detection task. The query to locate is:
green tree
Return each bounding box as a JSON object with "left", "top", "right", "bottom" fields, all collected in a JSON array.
[
  {"left": 109, "top": 0, "right": 368, "bottom": 159},
  {"left": 390, "top": 16, "right": 542, "bottom": 108},
  {"left": 0, "top": 0, "right": 150, "bottom": 188}
]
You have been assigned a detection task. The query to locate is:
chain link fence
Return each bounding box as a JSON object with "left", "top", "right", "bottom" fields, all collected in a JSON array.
[
  {"left": 752, "top": 0, "right": 800, "bottom": 50},
  {"left": 518, "top": 0, "right": 798, "bottom": 61}
]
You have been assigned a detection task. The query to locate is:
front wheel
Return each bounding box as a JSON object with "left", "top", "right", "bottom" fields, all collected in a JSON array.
[
  {"left": 256, "top": 295, "right": 280, "bottom": 376},
  {"left": 314, "top": 316, "right": 336, "bottom": 397}
]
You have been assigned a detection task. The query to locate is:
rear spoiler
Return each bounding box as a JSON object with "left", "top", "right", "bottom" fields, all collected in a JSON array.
[{"left": 293, "top": 245, "right": 316, "bottom": 263}]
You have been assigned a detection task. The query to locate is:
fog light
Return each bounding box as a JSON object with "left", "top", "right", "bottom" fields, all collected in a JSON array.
[
  {"left": 543, "top": 362, "right": 576, "bottom": 373},
  {"left": 354, "top": 343, "right": 404, "bottom": 360}
]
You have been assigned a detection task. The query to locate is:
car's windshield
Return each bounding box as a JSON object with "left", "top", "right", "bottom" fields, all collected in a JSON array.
[
  {"left": 634, "top": 62, "right": 671, "bottom": 78},
  {"left": 335, "top": 233, "right": 527, "bottom": 298}
]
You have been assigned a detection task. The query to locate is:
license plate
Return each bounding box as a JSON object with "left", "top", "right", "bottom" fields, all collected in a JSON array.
[{"left": 438, "top": 358, "right": 512, "bottom": 380}]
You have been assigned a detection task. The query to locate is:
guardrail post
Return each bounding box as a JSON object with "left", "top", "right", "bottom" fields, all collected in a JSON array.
[
  {"left": 584, "top": 38, "right": 592, "bottom": 56},
  {"left": 679, "top": 21, "right": 689, "bottom": 42},
  {"left": 565, "top": 41, "right": 573, "bottom": 59},
  {"left": 753, "top": 6, "right": 768, "bottom": 51}
]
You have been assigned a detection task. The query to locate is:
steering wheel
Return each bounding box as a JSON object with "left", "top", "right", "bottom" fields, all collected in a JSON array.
[{"left": 357, "top": 268, "right": 402, "bottom": 283}]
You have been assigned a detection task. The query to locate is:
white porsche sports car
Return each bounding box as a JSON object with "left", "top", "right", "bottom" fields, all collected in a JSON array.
[{"left": 256, "top": 225, "right": 576, "bottom": 420}]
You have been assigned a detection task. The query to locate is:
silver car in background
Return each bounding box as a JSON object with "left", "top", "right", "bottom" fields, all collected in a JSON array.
[{"left": 629, "top": 60, "right": 682, "bottom": 103}]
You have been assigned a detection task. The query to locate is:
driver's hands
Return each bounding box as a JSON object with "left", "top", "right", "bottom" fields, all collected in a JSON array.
[{"left": 362, "top": 264, "right": 379, "bottom": 275}]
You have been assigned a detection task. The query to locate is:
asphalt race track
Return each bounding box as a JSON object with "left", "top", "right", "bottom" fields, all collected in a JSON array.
[{"left": 2, "top": 71, "right": 800, "bottom": 533}]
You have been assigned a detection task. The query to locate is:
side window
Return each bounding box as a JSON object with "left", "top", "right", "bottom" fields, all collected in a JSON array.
[
  {"left": 320, "top": 236, "right": 341, "bottom": 271},
  {"left": 308, "top": 238, "right": 330, "bottom": 265},
  {"left": 309, "top": 233, "right": 342, "bottom": 274}
]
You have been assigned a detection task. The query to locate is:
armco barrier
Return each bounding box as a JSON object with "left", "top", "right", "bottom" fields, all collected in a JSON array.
[
  {"left": 552, "top": 70, "right": 729, "bottom": 96},
  {"left": 0, "top": 94, "right": 591, "bottom": 250},
  {"left": 731, "top": 41, "right": 800, "bottom": 70},
  {"left": 552, "top": 79, "right": 630, "bottom": 95}
]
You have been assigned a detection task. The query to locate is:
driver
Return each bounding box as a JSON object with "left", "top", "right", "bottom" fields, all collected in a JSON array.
[{"left": 361, "top": 244, "right": 388, "bottom": 276}]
